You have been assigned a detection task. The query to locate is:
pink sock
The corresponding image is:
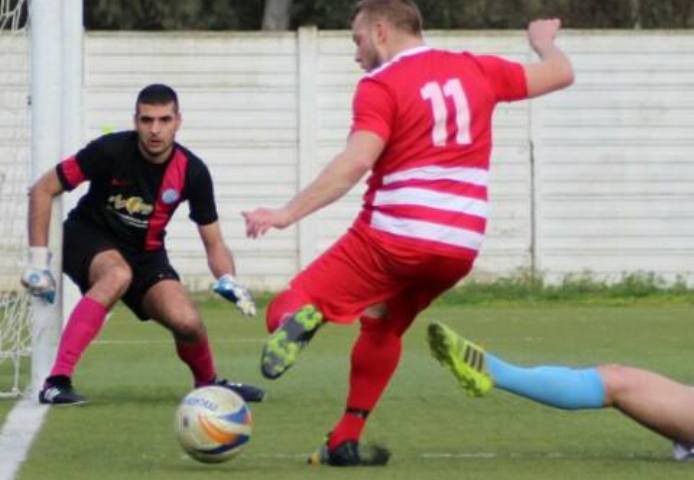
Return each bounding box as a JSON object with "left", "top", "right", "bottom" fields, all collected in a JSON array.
[
  {"left": 50, "top": 296, "right": 108, "bottom": 378},
  {"left": 176, "top": 337, "right": 216, "bottom": 387}
]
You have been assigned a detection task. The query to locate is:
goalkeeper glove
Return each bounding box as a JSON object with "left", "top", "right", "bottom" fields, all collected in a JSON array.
[
  {"left": 213, "top": 274, "right": 256, "bottom": 317},
  {"left": 21, "top": 247, "right": 56, "bottom": 303}
]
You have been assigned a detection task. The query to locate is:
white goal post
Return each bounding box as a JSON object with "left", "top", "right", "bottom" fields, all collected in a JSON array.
[{"left": 28, "top": 0, "right": 83, "bottom": 394}]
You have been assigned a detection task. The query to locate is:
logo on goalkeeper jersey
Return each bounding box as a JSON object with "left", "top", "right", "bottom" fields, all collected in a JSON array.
[{"left": 162, "top": 188, "right": 180, "bottom": 205}]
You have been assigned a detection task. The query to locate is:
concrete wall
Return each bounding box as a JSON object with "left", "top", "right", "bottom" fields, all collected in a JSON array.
[{"left": 2, "top": 29, "right": 693, "bottom": 290}]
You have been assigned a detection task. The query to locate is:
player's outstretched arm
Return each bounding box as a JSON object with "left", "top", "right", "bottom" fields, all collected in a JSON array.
[
  {"left": 28, "top": 169, "right": 64, "bottom": 247},
  {"left": 243, "top": 130, "right": 384, "bottom": 238},
  {"left": 523, "top": 18, "right": 574, "bottom": 98},
  {"left": 22, "top": 169, "right": 63, "bottom": 303},
  {"left": 198, "top": 221, "right": 256, "bottom": 317}
]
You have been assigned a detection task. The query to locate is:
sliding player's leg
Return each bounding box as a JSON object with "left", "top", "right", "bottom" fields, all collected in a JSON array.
[
  {"left": 428, "top": 322, "right": 604, "bottom": 408},
  {"left": 598, "top": 364, "right": 694, "bottom": 450},
  {"left": 427, "top": 322, "right": 494, "bottom": 397},
  {"left": 428, "top": 323, "right": 694, "bottom": 458}
]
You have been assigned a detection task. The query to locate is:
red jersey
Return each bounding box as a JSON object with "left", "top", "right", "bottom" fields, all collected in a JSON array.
[{"left": 351, "top": 46, "right": 527, "bottom": 259}]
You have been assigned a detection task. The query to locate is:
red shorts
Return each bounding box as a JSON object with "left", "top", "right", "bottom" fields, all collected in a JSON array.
[{"left": 290, "top": 226, "right": 474, "bottom": 324}]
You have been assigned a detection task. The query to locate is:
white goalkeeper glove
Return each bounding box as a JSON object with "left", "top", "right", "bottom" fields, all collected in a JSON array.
[
  {"left": 21, "top": 247, "right": 57, "bottom": 304},
  {"left": 212, "top": 274, "right": 256, "bottom": 317}
]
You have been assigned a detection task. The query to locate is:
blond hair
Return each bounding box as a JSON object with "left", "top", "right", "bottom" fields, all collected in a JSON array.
[{"left": 352, "top": 0, "right": 423, "bottom": 35}]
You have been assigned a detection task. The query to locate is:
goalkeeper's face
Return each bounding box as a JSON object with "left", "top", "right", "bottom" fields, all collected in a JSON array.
[{"left": 134, "top": 101, "right": 181, "bottom": 163}]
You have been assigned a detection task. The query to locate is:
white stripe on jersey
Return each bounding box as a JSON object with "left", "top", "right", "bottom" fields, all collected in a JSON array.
[
  {"left": 373, "top": 187, "right": 488, "bottom": 218},
  {"left": 370, "top": 211, "right": 484, "bottom": 250},
  {"left": 382, "top": 165, "right": 488, "bottom": 186},
  {"left": 366, "top": 45, "right": 432, "bottom": 78}
]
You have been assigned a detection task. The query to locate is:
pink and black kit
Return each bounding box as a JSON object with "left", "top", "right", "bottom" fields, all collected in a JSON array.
[{"left": 56, "top": 131, "right": 218, "bottom": 319}]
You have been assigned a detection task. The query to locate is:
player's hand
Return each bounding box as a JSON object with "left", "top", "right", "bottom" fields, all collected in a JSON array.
[
  {"left": 213, "top": 274, "right": 256, "bottom": 317},
  {"left": 20, "top": 247, "right": 56, "bottom": 303},
  {"left": 527, "top": 18, "right": 562, "bottom": 54},
  {"left": 242, "top": 208, "right": 293, "bottom": 239}
]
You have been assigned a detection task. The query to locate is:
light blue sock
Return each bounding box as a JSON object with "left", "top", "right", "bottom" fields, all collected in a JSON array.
[{"left": 486, "top": 354, "right": 605, "bottom": 410}]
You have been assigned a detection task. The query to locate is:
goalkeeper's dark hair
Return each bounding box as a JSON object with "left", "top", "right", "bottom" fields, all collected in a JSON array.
[
  {"left": 136, "top": 83, "right": 179, "bottom": 113},
  {"left": 351, "top": 0, "right": 422, "bottom": 36}
]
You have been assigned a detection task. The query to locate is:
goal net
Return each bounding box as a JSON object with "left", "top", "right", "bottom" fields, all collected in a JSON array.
[{"left": 0, "top": 0, "right": 31, "bottom": 398}]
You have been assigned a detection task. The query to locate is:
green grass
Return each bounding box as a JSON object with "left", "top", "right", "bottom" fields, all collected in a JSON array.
[
  {"left": 0, "top": 356, "right": 28, "bottom": 425},
  {"left": 7, "top": 299, "right": 694, "bottom": 479},
  {"left": 438, "top": 272, "right": 694, "bottom": 305},
  {"left": 0, "top": 391, "right": 15, "bottom": 424}
]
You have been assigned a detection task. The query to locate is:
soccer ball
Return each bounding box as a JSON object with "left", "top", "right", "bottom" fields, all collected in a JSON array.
[{"left": 174, "top": 386, "right": 253, "bottom": 463}]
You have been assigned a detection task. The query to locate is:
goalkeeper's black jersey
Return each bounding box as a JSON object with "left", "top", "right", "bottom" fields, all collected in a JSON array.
[{"left": 56, "top": 131, "right": 218, "bottom": 252}]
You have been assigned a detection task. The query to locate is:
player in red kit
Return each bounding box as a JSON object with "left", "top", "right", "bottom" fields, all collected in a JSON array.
[{"left": 244, "top": 0, "right": 573, "bottom": 466}]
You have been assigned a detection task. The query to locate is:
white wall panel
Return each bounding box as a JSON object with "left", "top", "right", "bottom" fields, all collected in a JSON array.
[
  {"left": 5, "top": 29, "right": 694, "bottom": 292},
  {"left": 533, "top": 31, "right": 694, "bottom": 284},
  {"left": 78, "top": 30, "right": 694, "bottom": 288}
]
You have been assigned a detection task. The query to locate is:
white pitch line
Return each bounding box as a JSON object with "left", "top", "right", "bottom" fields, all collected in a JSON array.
[
  {"left": 245, "top": 451, "right": 661, "bottom": 460},
  {"left": 247, "top": 452, "right": 500, "bottom": 460},
  {"left": 0, "top": 397, "right": 48, "bottom": 480},
  {"left": 420, "top": 451, "right": 655, "bottom": 460},
  {"left": 421, "top": 452, "right": 498, "bottom": 459}
]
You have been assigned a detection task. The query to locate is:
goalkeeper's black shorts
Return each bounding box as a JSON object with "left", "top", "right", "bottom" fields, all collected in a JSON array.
[{"left": 62, "top": 217, "right": 180, "bottom": 320}]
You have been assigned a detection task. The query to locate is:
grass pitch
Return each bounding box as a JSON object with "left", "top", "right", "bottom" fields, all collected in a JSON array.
[{"left": 6, "top": 298, "right": 694, "bottom": 479}]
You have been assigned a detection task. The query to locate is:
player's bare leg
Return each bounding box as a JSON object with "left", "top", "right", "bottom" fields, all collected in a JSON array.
[
  {"left": 143, "top": 280, "right": 265, "bottom": 402},
  {"left": 143, "top": 279, "right": 207, "bottom": 342},
  {"left": 87, "top": 249, "right": 134, "bottom": 307},
  {"left": 599, "top": 365, "right": 694, "bottom": 450},
  {"left": 40, "top": 249, "right": 132, "bottom": 405}
]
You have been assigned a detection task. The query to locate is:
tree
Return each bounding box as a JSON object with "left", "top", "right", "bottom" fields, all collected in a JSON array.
[
  {"left": 81, "top": 0, "right": 694, "bottom": 30},
  {"left": 84, "top": 0, "right": 264, "bottom": 30},
  {"left": 262, "top": 0, "right": 292, "bottom": 30}
]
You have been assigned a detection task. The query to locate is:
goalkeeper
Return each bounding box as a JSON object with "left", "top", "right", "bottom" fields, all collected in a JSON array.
[{"left": 22, "top": 84, "right": 264, "bottom": 405}]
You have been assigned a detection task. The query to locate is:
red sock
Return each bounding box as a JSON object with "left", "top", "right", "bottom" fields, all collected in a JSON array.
[
  {"left": 176, "top": 336, "right": 216, "bottom": 387},
  {"left": 329, "top": 316, "right": 402, "bottom": 449},
  {"left": 50, "top": 296, "right": 108, "bottom": 378},
  {"left": 266, "top": 287, "right": 311, "bottom": 333}
]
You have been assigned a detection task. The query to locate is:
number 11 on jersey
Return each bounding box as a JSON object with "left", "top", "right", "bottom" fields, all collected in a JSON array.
[{"left": 420, "top": 78, "right": 471, "bottom": 147}]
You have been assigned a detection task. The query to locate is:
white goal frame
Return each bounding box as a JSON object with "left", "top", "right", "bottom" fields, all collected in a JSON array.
[{"left": 28, "top": 0, "right": 83, "bottom": 394}]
